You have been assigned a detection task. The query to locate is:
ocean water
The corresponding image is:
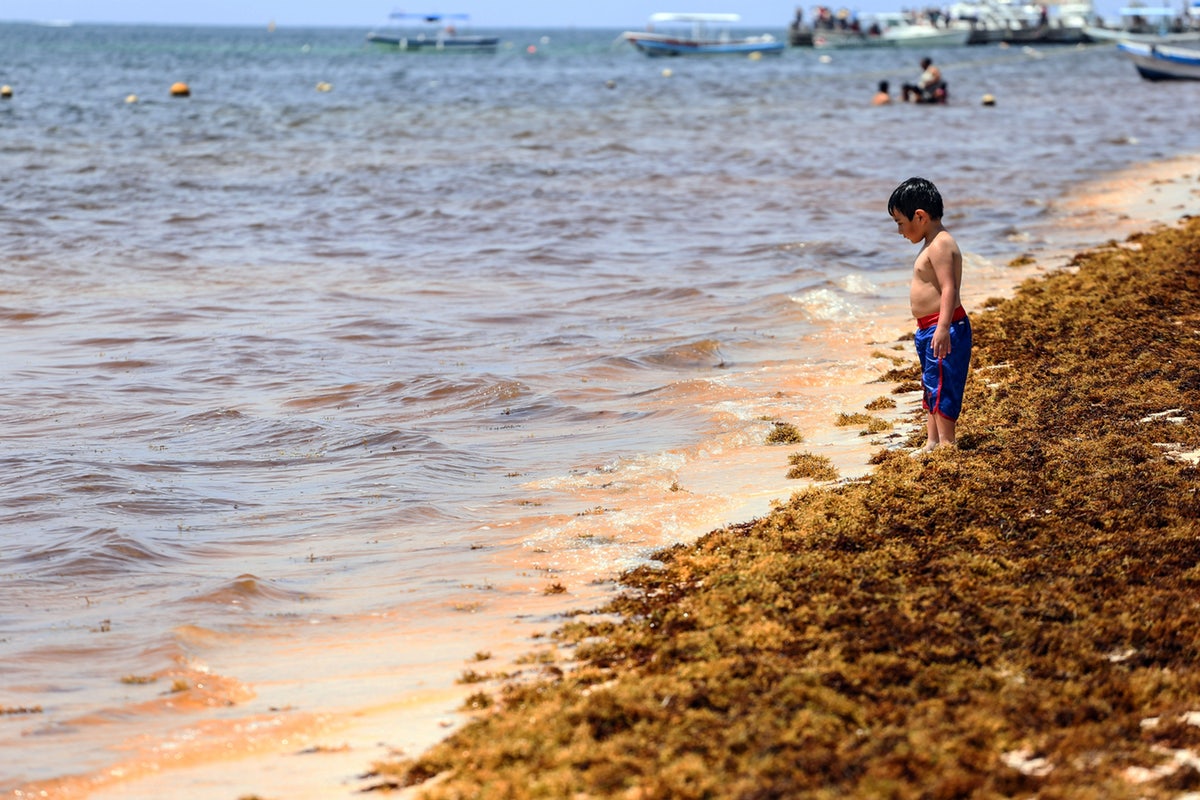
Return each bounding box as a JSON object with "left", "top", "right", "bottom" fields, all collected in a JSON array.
[{"left": 1, "top": 21, "right": 1198, "bottom": 798}]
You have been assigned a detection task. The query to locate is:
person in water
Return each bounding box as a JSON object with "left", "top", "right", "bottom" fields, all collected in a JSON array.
[
  {"left": 902, "top": 57, "right": 947, "bottom": 103},
  {"left": 888, "top": 177, "right": 971, "bottom": 451},
  {"left": 873, "top": 80, "right": 891, "bottom": 105}
]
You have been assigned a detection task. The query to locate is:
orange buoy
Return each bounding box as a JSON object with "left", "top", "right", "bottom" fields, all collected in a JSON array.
[
  {"left": 170, "top": 82, "right": 191, "bottom": 97},
  {"left": 0, "top": 85, "right": 12, "bottom": 99}
]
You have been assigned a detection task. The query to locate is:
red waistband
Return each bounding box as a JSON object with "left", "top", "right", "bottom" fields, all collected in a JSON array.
[{"left": 917, "top": 305, "right": 967, "bottom": 330}]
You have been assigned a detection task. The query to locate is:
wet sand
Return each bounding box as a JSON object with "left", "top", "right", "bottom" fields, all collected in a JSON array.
[{"left": 49, "top": 157, "right": 1200, "bottom": 800}]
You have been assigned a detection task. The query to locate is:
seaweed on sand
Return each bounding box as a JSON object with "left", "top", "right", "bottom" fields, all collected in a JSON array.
[
  {"left": 787, "top": 452, "right": 840, "bottom": 482},
  {"left": 370, "top": 218, "right": 1200, "bottom": 799}
]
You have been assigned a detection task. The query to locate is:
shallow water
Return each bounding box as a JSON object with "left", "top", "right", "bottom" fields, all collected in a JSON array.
[{"left": 1, "top": 22, "right": 1199, "bottom": 798}]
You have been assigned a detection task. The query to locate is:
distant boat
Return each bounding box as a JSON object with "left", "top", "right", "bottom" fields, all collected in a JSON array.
[
  {"left": 948, "top": 0, "right": 1092, "bottom": 45},
  {"left": 812, "top": 12, "right": 971, "bottom": 47},
  {"left": 1084, "top": 4, "right": 1200, "bottom": 43},
  {"left": 1118, "top": 40, "right": 1200, "bottom": 78},
  {"left": 366, "top": 12, "right": 499, "bottom": 52},
  {"left": 619, "top": 13, "right": 785, "bottom": 57}
]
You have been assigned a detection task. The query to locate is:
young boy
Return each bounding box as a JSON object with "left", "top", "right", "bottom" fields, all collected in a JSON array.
[
  {"left": 887, "top": 177, "right": 971, "bottom": 451},
  {"left": 872, "top": 80, "right": 891, "bottom": 105}
]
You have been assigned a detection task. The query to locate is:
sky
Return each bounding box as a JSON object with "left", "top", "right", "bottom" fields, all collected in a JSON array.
[{"left": 0, "top": 0, "right": 1134, "bottom": 30}]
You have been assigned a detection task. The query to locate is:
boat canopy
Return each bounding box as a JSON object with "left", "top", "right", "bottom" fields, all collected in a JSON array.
[
  {"left": 388, "top": 12, "right": 471, "bottom": 21},
  {"left": 1117, "top": 5, "right": 1175, "bottom": 14},
  {"left": 648, "top": 12, "right": 742, "bottom": 23}
]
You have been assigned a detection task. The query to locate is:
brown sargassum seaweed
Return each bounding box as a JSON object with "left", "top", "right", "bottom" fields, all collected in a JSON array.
[{"left": 372, "top": 218, "right": 1200, "bottom": 799}]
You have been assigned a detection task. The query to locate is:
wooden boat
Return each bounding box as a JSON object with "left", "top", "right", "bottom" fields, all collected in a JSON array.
[
  {"left": 366, "top": 12, "right": 499, "bottom": 52},
  {"left": 812, "top": 13, "right": 970, "bottom": 48},
  {"left": 1118, "top": 40, "right": 1200, "bottom": 79},
  {"left": 619, "top": 13, "right": 785, "bottom": 57}
]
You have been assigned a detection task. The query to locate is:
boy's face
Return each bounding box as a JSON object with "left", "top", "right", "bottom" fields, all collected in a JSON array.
[{"left": 891, "top": 208, "right": 925, "bottom": 244}]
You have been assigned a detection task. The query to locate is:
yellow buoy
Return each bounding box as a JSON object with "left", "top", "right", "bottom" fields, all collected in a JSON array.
[
  {"left": 661, "top": 68, "right": 673, "bottom": 78},
  {"left": 0, "top": 85, "right": 12, "bottom": 99},
  {"left": 748, "top": 50, "right": 762, "bottom": 61},
  {"left": 125, "top": 94, "right": 138, "bottom": 104},
  {"left": 981, "top": 93, "right": 996, "bottom": 106},
  {"left": 170, "top": 82, "right": 191, "bottom": 97},
  {"left": 316, "top": 81, "right": 333, "bottom": 92}
]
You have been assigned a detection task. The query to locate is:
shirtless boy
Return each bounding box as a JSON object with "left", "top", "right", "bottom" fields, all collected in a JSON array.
[{"left": 887, "top": 177, "right": 971, "bottom": 451}]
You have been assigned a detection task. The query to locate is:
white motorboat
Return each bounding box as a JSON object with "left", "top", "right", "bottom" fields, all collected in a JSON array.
[
  {"left": 813, "top": 12, "right": 971, "bottom": 47},
  {"left": 1084, "top": 4, "right": 1200, "bottom": 43},
  {"left": 619, "top": 12, "right": 786, "bottom": 56},
  {"left": 366, "top": 12, "right": 499, "bottom": 52}
]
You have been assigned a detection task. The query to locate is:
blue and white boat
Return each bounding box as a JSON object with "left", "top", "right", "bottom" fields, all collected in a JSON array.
[
  {"left": 619, "top": 12, "right": 785, "bottom": 57},
  {"left": 366, "top": 12, "right": 499, "bottom": 52},
  {"left": 1118, "top": 40, "right": 1200, "bottom": 79}
]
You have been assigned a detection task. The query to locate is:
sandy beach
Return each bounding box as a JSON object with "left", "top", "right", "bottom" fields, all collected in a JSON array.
[{"left": 354, "top": 161, "right": 1200, "bottom": 798}]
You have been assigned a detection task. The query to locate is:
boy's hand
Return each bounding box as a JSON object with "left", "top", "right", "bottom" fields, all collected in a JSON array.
[{"left": 933, "top": 326, "right": 951, "bottom": 358}]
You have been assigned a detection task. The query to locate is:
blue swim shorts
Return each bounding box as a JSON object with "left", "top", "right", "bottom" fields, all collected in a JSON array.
[{"left": 914, "top": 308, "right": 972, "bottom": 421}]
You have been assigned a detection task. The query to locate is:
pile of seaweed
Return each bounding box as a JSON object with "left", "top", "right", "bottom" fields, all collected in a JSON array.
[{"left": 374, "top": 218, "right": 1200, "bottom": 799}]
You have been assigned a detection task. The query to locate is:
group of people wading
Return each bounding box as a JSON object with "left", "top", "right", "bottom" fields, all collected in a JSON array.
[{"left": 873, "top": 57, "right": 949, "bottom": 105}]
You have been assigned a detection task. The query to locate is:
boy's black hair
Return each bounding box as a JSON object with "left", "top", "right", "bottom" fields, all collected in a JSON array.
[
  {"left": 878, "top": 80, "right": 889, "bottom": 92},
  {"left": 888, "top": 176, "right": 944, "bottom": 221}
]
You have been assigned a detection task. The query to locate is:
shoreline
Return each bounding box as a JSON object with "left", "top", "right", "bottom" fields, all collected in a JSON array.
[
  {"left": 368, "top": 161, "right": 1200, "bottom": 796},
  {"left": 372, "top": 172, "right": 1200, "bottom": 796},
  {"left": 37, "top": 157, "right": 1200, "bottom": 800}
]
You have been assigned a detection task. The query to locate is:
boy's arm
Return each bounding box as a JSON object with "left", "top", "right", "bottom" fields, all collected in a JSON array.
[{"left": 929, "top": 238, "right": 960, "bottom": 358}]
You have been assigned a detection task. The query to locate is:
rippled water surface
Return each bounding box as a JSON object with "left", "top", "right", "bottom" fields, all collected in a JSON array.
[{"left": 1, "top": 21, "right": 1198, "bottom": 797}]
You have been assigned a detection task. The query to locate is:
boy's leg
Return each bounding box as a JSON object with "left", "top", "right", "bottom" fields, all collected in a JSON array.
[
  {"left": 909, "top": 412, "right": 938, "bottom": 456},
  {"left": 934, "top": 413, "right": 956, "bottom": 447},
  {"left": 926, "top": 316, "right": 970, "bottom": 449}
]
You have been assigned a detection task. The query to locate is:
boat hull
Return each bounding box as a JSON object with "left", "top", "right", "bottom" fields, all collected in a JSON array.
[
  {"left": 964, "top": 24, "right": 1090, "bottom": 44},
  {"left": 366, "top": 32, "right": 499, "bottom": 52},
  {"left": 622, "top": 32, "right": 785, "bottom": 56},
  {"left": 1118, "top": 41, "right": 1200, "bottom": 79},
  {"left": 812, "top": 27, "right": 970, "bottom": 47},
  {"left": 1085, "top": 25, "right": 1200, "bottom": 44}
]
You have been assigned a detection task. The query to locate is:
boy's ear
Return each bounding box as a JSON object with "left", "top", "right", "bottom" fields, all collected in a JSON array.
[{"left": 913, "top": 208, "right": 928, "bottom": 224}]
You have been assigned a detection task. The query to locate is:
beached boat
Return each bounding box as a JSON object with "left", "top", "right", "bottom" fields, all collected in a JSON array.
[
  {"left": 366, "top": 12, "right": 499, "bottom": 52},
  {"left": 1118, "top": 40, "right": 1200, "bottom": 79},
  {"left": 812, "top": 12, "right": 970, "bottom": 47},
  {"left": 619, "top": 12, "right": 785, "bottom": 56},
  {"left": 1084, "top": 5, "right": 1200, "bottom": 43}
]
